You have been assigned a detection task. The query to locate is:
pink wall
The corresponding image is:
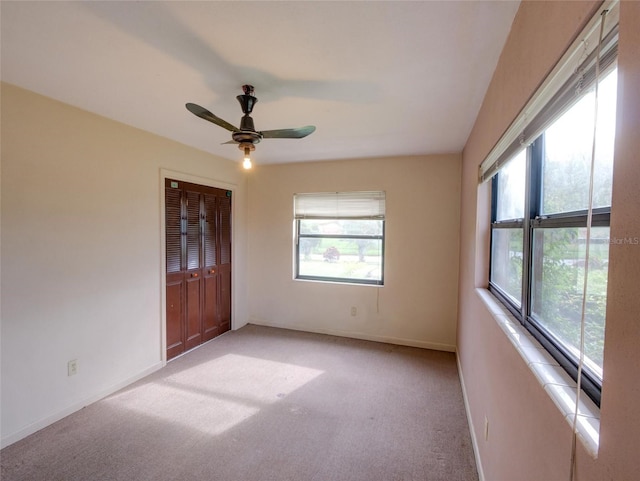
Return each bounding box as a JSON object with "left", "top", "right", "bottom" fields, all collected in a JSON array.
[{"left": 458, "top": 1, "right": 640, "bottom": 480}]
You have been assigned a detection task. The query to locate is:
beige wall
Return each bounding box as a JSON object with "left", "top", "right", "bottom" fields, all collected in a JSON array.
[
  {"left": 0, "top": 83, "right": 249, "bottom": 446},
  {"left": 247, "top": 155, "right": 461, "bottom": 350},
  {"left": 458, "top": 1, "right": 640, "bottom": 480}
]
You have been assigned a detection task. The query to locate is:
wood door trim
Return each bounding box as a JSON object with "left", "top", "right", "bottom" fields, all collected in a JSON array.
[
  {"left": 163, "top": 174, "right": 233, "bottom": 361},
  {"left": 160, "top": 169, "right": 236, "bottom": 364}
]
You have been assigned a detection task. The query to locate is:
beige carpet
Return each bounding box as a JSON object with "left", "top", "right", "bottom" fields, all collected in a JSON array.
[{"left": 1, "top": 325, "right": 478, "bottom": 480}]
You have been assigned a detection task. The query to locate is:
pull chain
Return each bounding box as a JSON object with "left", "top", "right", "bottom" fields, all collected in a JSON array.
[{"left": 569, "top": 8, "right": 608, "bottom": 481}]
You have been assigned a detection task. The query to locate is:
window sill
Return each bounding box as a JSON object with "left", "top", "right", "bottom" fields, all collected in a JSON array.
[
  {"left": 294, "top": 277, "right": 383, "bottom": 288},
  {"left": 476, "top": 288, "right": 600, "bottom": 457}
]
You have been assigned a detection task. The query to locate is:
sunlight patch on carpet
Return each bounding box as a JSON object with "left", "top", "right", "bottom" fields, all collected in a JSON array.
[{"left": 103, "top": 354, "right": 324, "bottom": 436}]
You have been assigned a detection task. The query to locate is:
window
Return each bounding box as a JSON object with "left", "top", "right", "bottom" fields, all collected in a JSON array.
[
  {"left": 490, "top": 66, "right": 617, "bottom": 406},
  {"left": 294, "top": 191, "right": 385, "bottom": 285},
  {"left": 490, "top": 149, "right": 526, "bottom": 306}
]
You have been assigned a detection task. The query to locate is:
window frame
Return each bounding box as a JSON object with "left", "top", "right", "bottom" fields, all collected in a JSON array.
[
  {"left": 490, "top": 129, "right": 612, "bottom": 407},
  {"left": 293, "top": 191, "right": 386, "bottom": 286},
  {"left": 484, "top": 2, "right": 619, "bottom": 410},
  {"left": 294, "top": 219, "right": 385, "bottom": 286}
]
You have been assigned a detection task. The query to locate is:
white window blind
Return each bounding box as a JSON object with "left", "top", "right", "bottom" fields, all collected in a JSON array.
[
  {"left": 479, "top": 0, "right": 619, "bottom": 183},
  {"left": 294, "top": 191, "right": 386, "bottom": 220}
]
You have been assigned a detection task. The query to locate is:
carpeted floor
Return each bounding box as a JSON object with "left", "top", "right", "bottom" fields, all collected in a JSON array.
[{"left": 1, "top": 325, "right": 478, "bottom": 481}]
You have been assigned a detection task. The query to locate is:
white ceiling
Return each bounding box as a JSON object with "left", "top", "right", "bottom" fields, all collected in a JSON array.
[{"left": 1, "top": 1, "right": 519, "bottom": 166}]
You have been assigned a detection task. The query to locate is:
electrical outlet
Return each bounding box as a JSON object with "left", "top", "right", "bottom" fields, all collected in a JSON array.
[
  {"left": 350, "top": 306, "right": 357, "bottom": 316},
  {"left": 68, "top": 359, "right": 78, "bottom": 377},
  {"left": 484, "top": 416, "right": 489, "bottom": 441}
]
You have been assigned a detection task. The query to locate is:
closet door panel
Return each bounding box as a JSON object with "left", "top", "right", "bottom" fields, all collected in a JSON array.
[
  {"left": 185, "top": 274, "right": 202, "bottom": 350},
  {"left": 203, "top": 273, "right": 218, "bottom": 340},
  {"left": 203, "top": 193, "right": 219, "bottom": 340},
  {"left": 166, "top": 276, "right": 184, "bottom": 359},
  {"left": 218, "top": 195, "right": 232, "bottom": 333}
]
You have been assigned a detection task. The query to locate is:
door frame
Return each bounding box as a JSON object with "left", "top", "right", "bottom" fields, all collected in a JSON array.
[{"left": 159, "top": 168, "right": 237, "bottom": 364}]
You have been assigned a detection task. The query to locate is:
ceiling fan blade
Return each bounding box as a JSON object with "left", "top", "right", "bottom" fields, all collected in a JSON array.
[
  {"left": 186, "top": 103, "right": 238, "bottom": 132},
  {"left": 221, "top": 140, "right": 239, "bottom": 145},
  {"left": 260, "top": 126, "right": 316, "bottom": 139}
]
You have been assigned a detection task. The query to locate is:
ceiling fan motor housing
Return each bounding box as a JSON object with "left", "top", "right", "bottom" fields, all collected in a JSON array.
[{"left": 232, "top": 115, "right": 262, "bottom": 144}]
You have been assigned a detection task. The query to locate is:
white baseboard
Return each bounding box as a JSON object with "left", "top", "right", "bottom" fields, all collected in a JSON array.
[
  {"left": 457, "top": 353, "right": 485, "bottom": 481},
  {"left": 248, "top": 318, "right": 456, "bottom": 352},
  {"left": 1, "top": 361, "right": 164, "bottom": 449}
]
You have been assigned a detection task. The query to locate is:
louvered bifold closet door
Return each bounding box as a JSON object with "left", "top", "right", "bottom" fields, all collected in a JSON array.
[
  {"left": 165, "top": 183, "right": 186, "bottom": 359},
  {"left": 202, "top": 193, "right": 219, "bottom": 341},
  {"left": 218, "top": 195, "right": 232, "bottom": 334},
  {"left": 165, "top": 179, "right": 232, "bottom": 360},
  {"left": 184, "top": 190, "right": 203, "bottom": 350}
]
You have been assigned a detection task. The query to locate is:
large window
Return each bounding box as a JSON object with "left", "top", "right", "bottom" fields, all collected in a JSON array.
[
  {"left": 294, "top": 191, "right": 385, "bottom": 285},
  {"left": 490, "top": 66, "right": 617, "bottom": 406}
]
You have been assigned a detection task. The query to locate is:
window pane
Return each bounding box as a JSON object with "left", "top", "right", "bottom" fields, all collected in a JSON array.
[
  {"left": 530, "top": 227, "right": 609, "bottom": 378},
  {"left": 491, "top": 228, "right": 523, "bottom": 305},
  {"left": 298, "top": 237, "right": 383, "bottom": 282},
  {"left": 300, "top": 219, "right": 383, "bottom": 236},
  {"left": 542, "top": 69, "right": 617, "bottom": 214},
  {"left": 496, "top": 149, "right": 526, "bottom": 221}
]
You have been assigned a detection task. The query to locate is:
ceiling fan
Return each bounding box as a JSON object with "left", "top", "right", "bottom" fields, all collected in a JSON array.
[{"left": 186, "top": 85, "right": 316, "bottom": 169}]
